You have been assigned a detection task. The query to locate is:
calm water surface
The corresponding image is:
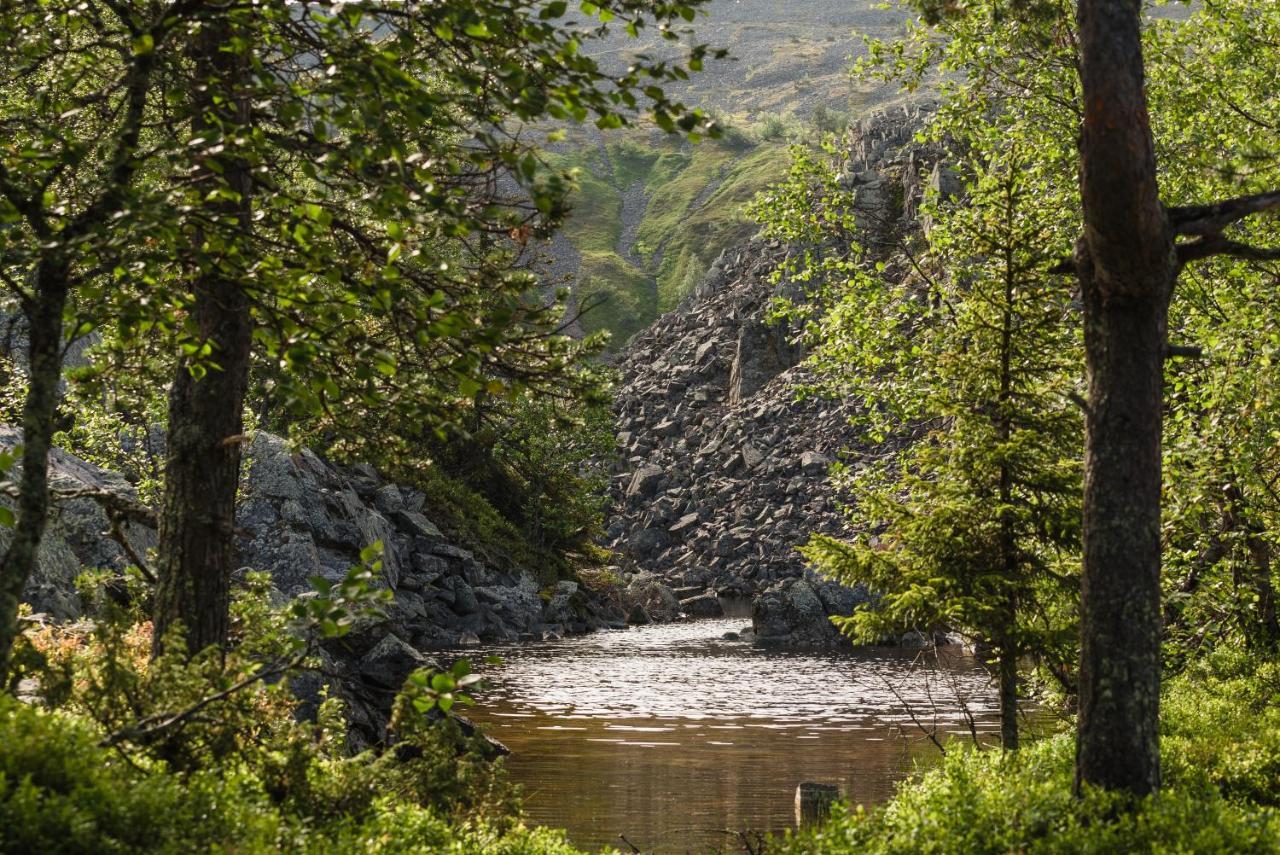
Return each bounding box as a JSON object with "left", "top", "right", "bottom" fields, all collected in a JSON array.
[{"left": 467, "top": 619, "right": 1010, "bottom": 853}]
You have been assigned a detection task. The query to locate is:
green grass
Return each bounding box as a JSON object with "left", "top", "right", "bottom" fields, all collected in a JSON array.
[{"left": 639, "top": 141, "right": 782, "bottom": 311}]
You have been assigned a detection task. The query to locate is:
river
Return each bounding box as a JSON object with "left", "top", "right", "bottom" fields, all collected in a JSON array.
[{"left": 466, "top": 618, "right": 1010, "bottom": 853}]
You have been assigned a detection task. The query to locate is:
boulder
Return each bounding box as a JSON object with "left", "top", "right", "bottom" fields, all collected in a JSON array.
[
  {"left": 626, "top": 465, "right": 665, "bottom": 498},
  {"left": 358, "top": 633, "right": 436, "bottom": 690},
  {"left": 628, "top": 527, "right": 669, "bottom": 559},
  {"left": 680, "top": 593, "right": 725, "bottom": 618},
  {"left": 752, "top": 578, "right": 848, "bottom": 648},
  {"left": 800, "top": 451, "right": 832, "bottom": 475}
]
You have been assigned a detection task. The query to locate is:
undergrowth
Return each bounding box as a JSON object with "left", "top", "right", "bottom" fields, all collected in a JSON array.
[{"left": 773, "top": 649, "right": 1280, "bottom": 854}]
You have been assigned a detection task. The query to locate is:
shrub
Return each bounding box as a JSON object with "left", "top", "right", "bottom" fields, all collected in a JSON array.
[
  {"left": 1, "top": 579, "right": 586, "bottom": 853},
  {"left": 774, "top": 652, "right": 1280, "bottom": 854}
]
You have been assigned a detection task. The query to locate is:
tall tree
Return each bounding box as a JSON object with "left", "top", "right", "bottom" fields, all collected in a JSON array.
[
  {"left": 1070, "top": 0, "right": 1280, "bottom": 796},
  {"left": 884, "top": 0, "right": 1280, "bottom": 793},
  {"left": 151, "top": 10, "right": 255, "bottom": 658},
  {"left": 141, "top": 0, "right": 720, "bottom": 658},
  {"left": 0, "top": 0, "right": 201, "bottom": 677},
  {"left": 754, "top": 116, "right": 1081, "bottom": 751},
  {"left": 1069, "top": 0, "right": 1176, "bottom": 797}
]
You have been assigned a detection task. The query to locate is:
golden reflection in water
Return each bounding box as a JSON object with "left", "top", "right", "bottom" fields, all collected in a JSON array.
[{"left": 466, "top": 618, "right": 1006, "bottom": 853}]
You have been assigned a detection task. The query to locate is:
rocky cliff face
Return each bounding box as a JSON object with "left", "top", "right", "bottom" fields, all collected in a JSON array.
[{"left": 604, "top": 105, "right": 946, "bottom": 647}]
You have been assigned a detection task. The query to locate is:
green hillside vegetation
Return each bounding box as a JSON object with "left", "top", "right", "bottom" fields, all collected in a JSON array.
[{"left": 551, "top": 127, "right": 786, "bottom": 343}]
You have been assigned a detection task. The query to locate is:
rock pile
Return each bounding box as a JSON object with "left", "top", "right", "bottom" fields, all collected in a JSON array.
[{"left": 604, "top": 106, "right": 946, "bottom": 647}]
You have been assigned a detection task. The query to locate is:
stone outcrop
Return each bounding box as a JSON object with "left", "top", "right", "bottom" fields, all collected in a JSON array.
[{"left": 604, "top": 106, "right": 943, "bottom": 646}]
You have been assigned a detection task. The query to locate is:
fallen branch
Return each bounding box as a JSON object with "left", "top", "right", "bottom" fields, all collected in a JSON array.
[
  {"left": 0, "top": 480, "right": 156, "bottom": 527},
  {"left": 105, "top": 512, "right": 156, "bottom": 584}
]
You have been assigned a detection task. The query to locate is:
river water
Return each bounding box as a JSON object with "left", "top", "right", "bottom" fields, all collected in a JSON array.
[{"left": 466, "top": 618, "right": 1009, "bottom": 853}]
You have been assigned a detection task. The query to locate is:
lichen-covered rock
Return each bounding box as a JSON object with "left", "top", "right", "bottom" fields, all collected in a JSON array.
[
  {"left": 753, "top": 578, "right": 848, "bottom": 648},
  {"left": 0, "top": 426, "right": 154, "bottom": 620}
]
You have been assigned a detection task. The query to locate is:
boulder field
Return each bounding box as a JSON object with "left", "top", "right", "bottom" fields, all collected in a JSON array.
[{"left": 603, "top": 105, "right": 952, "bottom": 648}]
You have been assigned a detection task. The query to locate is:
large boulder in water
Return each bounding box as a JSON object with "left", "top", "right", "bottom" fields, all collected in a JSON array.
[{"left": 752, "top": 577, "right": 869, "bottom": 649}]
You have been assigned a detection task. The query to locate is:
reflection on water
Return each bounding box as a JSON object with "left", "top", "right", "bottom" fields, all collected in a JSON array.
[{"left": 467, "top": 618, "right": 1005, "bottom": 853}]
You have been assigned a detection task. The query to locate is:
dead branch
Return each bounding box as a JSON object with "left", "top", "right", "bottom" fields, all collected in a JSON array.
[
  {"left": 1177, "top": 235, "right": 1280, "bottom": 267},
  {"left": 1169, "top": 190, "right": 1280, "bottom": 236},
  {"left": 879, "top": 670, "right": 946, "bottom": 755},
  {"left": 98, "top": 650, "right": 308, "bottom": 749},
  {"left": 0, "top": 480, "right": 156, "bottom": 527},
  {"left": 105, "top": 513, "right": 156, "bottom": 584}
]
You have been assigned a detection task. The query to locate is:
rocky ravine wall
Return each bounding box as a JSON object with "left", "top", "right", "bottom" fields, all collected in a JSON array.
[
  {"left": 603, "top": 105, "right": 949, "bottom": 647},
  {"left": 10, "top": 427, "right": 626, "bottom": 747}
]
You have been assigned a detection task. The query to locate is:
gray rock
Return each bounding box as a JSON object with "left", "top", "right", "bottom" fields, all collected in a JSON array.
[
  {"left": 627, "top": 465, "right": 665, "bottom": 498},
  {"left": 669, "top": 513, "right": 700, "bottom": 535},
  {"left": 629, "top": 527, "right": 669, "bottom": 558},
  {"left": 446, "top": 575, "right": 480, "bottom": 615},
  {"left": 900, "top": 630, "right": 930, "bottom": 649},
  {"left": 373, "top": 484, "right": 404, "bottom": 515},
  {"left": 752, "top": 579, "right": 848, "bottom": 649},
  {"left": 393, "top": 509, "right": 443, "bottom": 540},
  {"left": 800, "top": 451, "right": 832, "bottom": 474},
  {"left": 358, "top": 633, "right": 435, "bottom": 690}
]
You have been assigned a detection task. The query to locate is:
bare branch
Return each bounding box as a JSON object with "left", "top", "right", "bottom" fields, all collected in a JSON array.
[
  {"left": 105, "top": 513, "right": 156, "bottom": 584},
  {"left": 99, "top": 651, "right": 308, "bottom": 748},
  {"left": 1169, "top": 190, "right": 1280, "bottom": 237},
  {"left": 0, "top": 480, "right": 156, "bottom": 527},
  {"left": 1177, "top": 235, "right": 1280, "bottom": 267}
]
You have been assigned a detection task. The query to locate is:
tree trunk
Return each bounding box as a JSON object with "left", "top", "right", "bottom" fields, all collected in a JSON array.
[
  {"left": 1223, "top": 483, "right": 1280, "bottom": 648},
  {"left": 1074, "top": 0, "right": 1176, "bottom": 796},
  {"left": 998, "top": 236, "right": 1018, "bottom": 751},
  {"left": 152, "top": 18, "right": 253, "bottom": 660},
  {"left": 999, "top": 640, "right": 1019, "bottom": 751},
  {"left": 1075, "top": 271, "right": 1168, "bottom": 796},
  {"left": 0, "top": 260, "right": 70, "bottom": 678}
]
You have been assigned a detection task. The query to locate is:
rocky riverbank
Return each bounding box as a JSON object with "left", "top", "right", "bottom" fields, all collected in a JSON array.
[{"left": 8, "top": 427, "right": 627, "bottom": 746}]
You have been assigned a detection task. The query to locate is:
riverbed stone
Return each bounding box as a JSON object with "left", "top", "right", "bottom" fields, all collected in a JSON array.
[{"left": 680, "top": 593, "right": 725, "bottom": 618}]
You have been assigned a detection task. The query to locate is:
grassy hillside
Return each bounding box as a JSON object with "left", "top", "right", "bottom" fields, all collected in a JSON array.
[
  {"left": 544, "top": 0, "right": 915, "bottom": 345},
  {"left": 549, "top": 128, "right": 786, "bottom": 345}
]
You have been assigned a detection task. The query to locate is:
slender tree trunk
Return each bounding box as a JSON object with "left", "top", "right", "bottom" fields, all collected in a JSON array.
[
  {"left": 0, "top": 260, "right": 70, "bottom": 678},
  {"left": 1074, "top": 0, "right": 1176, "bottom": 796},
  {"left": 999, "top": 640, "right": 1019, "bottom": 751},
  {"left": 153, "top": 18, "right": 253, "bottom": 659},
  {"left": 1223, "top": 483, "right": 1280, "bottom": 648},
  {"left": 998, "top": 243, "right": 1019, "bottom": 751}
]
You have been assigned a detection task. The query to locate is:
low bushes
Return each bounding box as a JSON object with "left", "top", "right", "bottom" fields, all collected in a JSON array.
[{"left": 775, "top": 650, "right": 1280, "bottom": 854}]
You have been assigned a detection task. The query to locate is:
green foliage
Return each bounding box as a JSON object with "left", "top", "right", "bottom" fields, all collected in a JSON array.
[
  {"left": 1147, "top": 0, "right": 1280, "bottom": 653},
  {"left": 547, "top": 127, "right": 787, "bottom": 342},
  {"left": 751, "top": 9, "right": 1085, "bottom": 734},
  {"left": 775, "top": 652, "right": 1280, "bottom": 854},
  {"left": 1162, "top": 649, "right": 1280, "bottom": 807},
  {"left": 2, "top": 571, "right": 582, "bottom": 853},
  {"left": 398, "top": 393, "right": 615, "bottom": 585}
]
